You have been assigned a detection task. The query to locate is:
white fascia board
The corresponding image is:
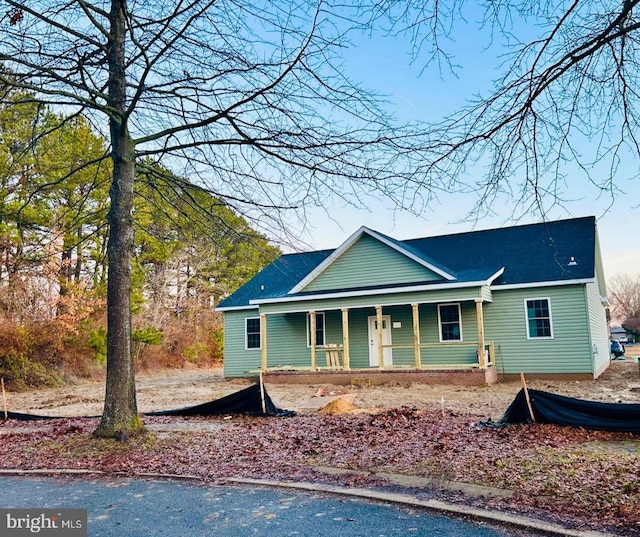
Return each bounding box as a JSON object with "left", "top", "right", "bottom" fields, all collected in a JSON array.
[
  {"left": 251, "top": 279, "right": 492, "bottom": 306},
  {"left": 487, "top": 267, "right": 505, "bottom": 284},
  {"left": 215, "top": 305, "right": 259, "bottom": 312},
  {"left": 288, "top": 226, "right": 456, "bottom": 295},
  {"left": 491, "top": 278, "right": 594, "bottom": 291}
]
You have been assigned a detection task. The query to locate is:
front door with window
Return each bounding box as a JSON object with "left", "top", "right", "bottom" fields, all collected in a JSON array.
[{"left": 368, "top": 315, "right": 392, "bottom": 367}]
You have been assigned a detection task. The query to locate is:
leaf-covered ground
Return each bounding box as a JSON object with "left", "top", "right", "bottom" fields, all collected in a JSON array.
[{"left": 1, "top": 408, "right": 638, "bottom": 536}]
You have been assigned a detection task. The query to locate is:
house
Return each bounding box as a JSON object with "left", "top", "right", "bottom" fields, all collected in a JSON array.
[
  {"left": 610, "top": 326, "right": 632, "bottom": 343},
  {"left": 216, "top": 216, "right": 610, "bottom": 384}
]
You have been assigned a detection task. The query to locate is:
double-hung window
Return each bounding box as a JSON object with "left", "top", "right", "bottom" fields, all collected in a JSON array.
[
  {"left": 438, "top": 303, "right": 462, "bottom": 342},
  {"left": 307, "top": 312, "right": 325, "bottom": 347},
  {"left": 245, "top": 317, "right": 261, "bottom": 349},
  {"left": 525, "top": 298, "right": 553, "bottom": 339}
]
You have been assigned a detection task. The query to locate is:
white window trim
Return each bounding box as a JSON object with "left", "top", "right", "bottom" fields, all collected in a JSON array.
[
  {"left": 245, "top": 316, "right": 261, "bottom": 350},
  {"left": 438, "top": 303, "right": 463, "bottom": 343},
  {"left": 524, "top": 297, "right": 554, "bottom": 340},
  {"left": 306, "top": 312, "right": 326, "bottom": 348}
]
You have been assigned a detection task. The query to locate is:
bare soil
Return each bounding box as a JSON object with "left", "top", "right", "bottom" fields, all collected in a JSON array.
[{"left": 5, "top": 352, "right": 640, "bottom": 419}]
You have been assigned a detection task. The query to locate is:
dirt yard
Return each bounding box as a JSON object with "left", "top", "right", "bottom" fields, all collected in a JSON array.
[{"left": 5, "top": 352, "right": 640, "bottom": 419}]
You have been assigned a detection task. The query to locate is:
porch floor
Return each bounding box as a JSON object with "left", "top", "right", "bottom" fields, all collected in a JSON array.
[{"left": 262, "top": 366, "right": 497, "bottom": 386}]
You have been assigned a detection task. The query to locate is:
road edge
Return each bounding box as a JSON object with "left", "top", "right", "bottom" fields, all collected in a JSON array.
[{"left": 0, "top": 468, "right": 616, "bottom": 536}]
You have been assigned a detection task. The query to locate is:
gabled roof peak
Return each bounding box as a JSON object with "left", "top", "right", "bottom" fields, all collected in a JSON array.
[{"left": 287, "top": 225, "right": 457, "bottom": 294}]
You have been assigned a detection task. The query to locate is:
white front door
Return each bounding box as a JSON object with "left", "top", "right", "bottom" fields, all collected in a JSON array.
[{"left": 368, "top": 315, "right": 392, "bottom": 367}]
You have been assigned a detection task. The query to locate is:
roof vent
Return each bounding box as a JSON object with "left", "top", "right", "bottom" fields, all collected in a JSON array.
[
  {"left": 260, "top": 284, "right": 265, "bottom": 292},
  {"left": 568, "top": 256, "right": 578, "bottom": 266}
]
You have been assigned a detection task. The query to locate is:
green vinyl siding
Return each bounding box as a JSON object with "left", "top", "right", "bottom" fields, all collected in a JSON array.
[
  {"left": 270, "top": 309, "right": 369, "bottom": 369},
  {"left": 223, "top": 303, "right": 481, "bottom": 376},
  {"left": 303, "top": 234, "right": 443, "bottom": 292},
  {"left": 480, "top": 286, "right": 493, "bottom": 302},
  {"left": 594, "top": 231, "right": 607, "bottom": 297},
  {"left": 484, "top": 285, "right": 592, "bottom": 375},
  {"left": 224, "top": 283, "right": 599, "bottom": 377},
  {"left": 418, "top": 303, "right": 479, "bottom": 366},
  {"left": 585, "top": 280, "right": 609, "bottom": 374},
  {"left": 343, "top": 308, "right": 372, "bottom": 369},
  {"left": 223, "top": 309, "right": 262, "bottom": 377},
  {"left": 336, "top": 304, "right": 480, "bottom": 369}
]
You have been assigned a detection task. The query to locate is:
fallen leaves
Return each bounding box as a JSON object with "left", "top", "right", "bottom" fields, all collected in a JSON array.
[{"left": 1, "top": 409, "right": 639, "bottom": 535}]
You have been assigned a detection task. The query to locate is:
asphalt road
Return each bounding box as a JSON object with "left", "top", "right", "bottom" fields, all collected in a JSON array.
[{"left": 0, "top": 475, "right": 530, "bottom": 537}]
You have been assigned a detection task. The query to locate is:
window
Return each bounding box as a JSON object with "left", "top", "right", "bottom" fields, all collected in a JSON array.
[
  {"left": 307, "top": 312, "right": 325, "bottom": 347},
  {"left": 438, "top": 304, "right": 462, "bottom": 341},
  {"left": 525, "top": 298, "right": 553, "bottom": 338},
  {"left": 246, "top": 317, "right": 261, "bottom": 349}
]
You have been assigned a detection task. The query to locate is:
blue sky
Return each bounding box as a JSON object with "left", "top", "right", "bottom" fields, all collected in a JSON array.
[{"left": 291, "top": 9, "right": 640, "bottom": 282}]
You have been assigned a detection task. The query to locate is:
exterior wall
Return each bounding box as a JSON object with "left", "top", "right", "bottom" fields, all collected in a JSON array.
[
  {"left": 590, "top": 234, "right": 610, "bottom": 377},
  {"left": 594, "top": 230, "right": 607, "bottom": 298},
  {"left": 223, "top": 309, "right": 262, "bottom": 378},
  {"left": 224, "top": 302, "right": 482, "bottom": 377},
  {"left": 307, "top": 304, "right": 481, "bottom": 369},
  {"left": 484, "top": 284, "right": 593, "bottom": 375},
  {"left": 303, "top": 234, "right": 442, "bottom": 293},
  {"left": 586, "top": 280, "right": 610, "bottom": 376},
  {"left": 224, "top": 284, "right": 599, "bottom": 378},
  {"left": 418, "top": 303, "right": 480, "bottom": 365},
  {"left": 341, "top": 308, "right": 370, "bottom": 369}
]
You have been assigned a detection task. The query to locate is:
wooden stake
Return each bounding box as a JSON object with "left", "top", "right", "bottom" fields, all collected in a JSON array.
[
  {"left": 520, "top": 372, "right": 536, "bottom": 423},
  {"left": 1, "top": 377, "right": 7, "bottom": 420},
  {"left": 259, "top": 372, "right": 267, "bottom": 415}
]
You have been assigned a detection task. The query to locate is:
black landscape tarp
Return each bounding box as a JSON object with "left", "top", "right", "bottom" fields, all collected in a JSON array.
[
  {"left": 1, "top": 384, "right": 294, "bottom": 420},
  {"left": 1, "top": 411, "right": 65, "bottom": 421},
  {"left": 501, "top": 388, "right": 640, "bottom": 433},
  {"left": 146, "top": 384, "right": 294, "bottom": 417}
]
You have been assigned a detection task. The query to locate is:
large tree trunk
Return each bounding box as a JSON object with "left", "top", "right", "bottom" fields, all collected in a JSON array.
[{"left": 94, "top": 0, "right": 143, "bottom": 439}]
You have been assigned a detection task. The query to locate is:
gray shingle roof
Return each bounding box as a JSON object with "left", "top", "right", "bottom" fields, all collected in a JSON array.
[{"left": 217, "top": 216, "right": 597, "bottom": 309}]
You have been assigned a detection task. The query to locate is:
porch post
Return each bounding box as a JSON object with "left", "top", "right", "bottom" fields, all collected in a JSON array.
[
  {"left": 376, "top": 305, "right": 384, "bottom": 369},
  {"left": 341, "top": 308, "right": 351, "bottom": 370},
  {"left": 310, "top": 310, "right": 317, "bottom": 371},
  {"left": 260, "top": 313, "right": 267, "bottom": 371},
  {"left": 412, "top": 303, "right": 421, "bottom": 369},
  {"left": 475, "top": 299, "right": 486, "bottom": 369}
]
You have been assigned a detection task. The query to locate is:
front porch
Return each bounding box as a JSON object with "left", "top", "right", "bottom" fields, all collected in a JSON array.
[{"left": 255, "top": 299, "right": 498, "bottom": 386}]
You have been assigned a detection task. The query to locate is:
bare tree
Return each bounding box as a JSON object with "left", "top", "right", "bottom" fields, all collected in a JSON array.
[
  {"left": 609, "top": 273, "right": 640, "bottom": 332},
  {"left": 4, "top": 0, "right": 637, "bottom": 438},
  {"left": 0, "top": 1, "right": 423, "bottom": 437},
  {"left": 370, "top": 1, "right": 640, "bottom": 219}
]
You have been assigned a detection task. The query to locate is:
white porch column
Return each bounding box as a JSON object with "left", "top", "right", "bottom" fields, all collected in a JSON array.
[
  {"left": 260, "top": 313, "right": 267, "bottom": 371},
  {"left": 376, "top": 305, "right": 384, "bottom": 369},
  {"left": 412, "top": 303, "right": 421, "bottom": 369},
  {"left": 341, "top": 308, "right": 351, "bottom": 370},
  {"left": 475, "top": 299, "right": 486, "bottom": 369},
  {"left": 310, "top": 310, "right": 317, "bottom": 371}
]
